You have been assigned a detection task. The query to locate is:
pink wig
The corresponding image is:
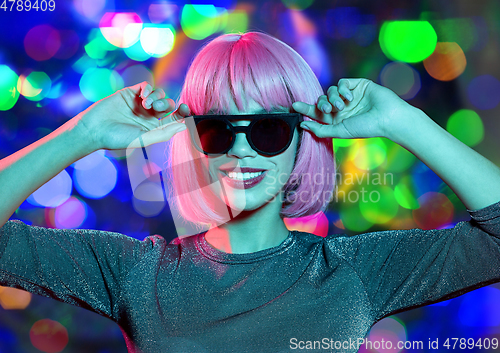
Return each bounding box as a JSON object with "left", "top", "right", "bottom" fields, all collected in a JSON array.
[{"left": 166, "top": 32, "right": 335, "bottom": 226}]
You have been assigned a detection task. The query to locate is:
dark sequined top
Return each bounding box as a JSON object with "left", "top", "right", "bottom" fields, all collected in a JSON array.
[{"left": 1, "top": 201, "right": 500, "bottom": 353}]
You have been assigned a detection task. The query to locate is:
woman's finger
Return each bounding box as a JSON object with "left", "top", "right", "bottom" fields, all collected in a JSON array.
[
  {"left": 317, "top": 95, "right": 332, "bottom": 114},
  {"left": 326, "top": 86, "right": 346, "bottom": 111},
  {"left": 140, "top": 82, "right": 153, "bottom": 98},
  {"left": 337, "top": 79, "right": 353, "bottom": 102},
  {"left": 152, "top": 98, "right": 175, "bottom": 113},
  {"left": 292, "top": 101, "right": 323, "bottom": 121},
  {"left": 160, "top": 103, "right": 191, "bottom": 125},
  {"left": 300, "top": 119, "right": 353, "bottom": 139},
  {"left": 142, "top": 88, "right": 166, "bottom": 109}
]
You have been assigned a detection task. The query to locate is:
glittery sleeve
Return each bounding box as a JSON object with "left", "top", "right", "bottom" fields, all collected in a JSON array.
[
  {"left": 333, "top": 200, "right": 500, "bottom": 321},
  {"left": 0, "top": 220, "right": 160, "bottom": 321}
]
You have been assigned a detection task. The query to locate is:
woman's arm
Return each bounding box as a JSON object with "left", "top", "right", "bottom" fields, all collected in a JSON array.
[
  {"left": 0, "top": 82, "right": 189, "bottom": 227},
  {"left": 0, "top": 119, "right": 92, "bottom": 227},
  {"left": 292, "top": 78, "right": 500, "bottom": 211}
]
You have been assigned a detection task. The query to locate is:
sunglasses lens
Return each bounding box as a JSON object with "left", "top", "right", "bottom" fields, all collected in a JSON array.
[
  {"left": 251, "top": 118, "right": 291, "bottom": 154},
  {"left": 196, "top": 119, "right": 233, "bottom": 154}
]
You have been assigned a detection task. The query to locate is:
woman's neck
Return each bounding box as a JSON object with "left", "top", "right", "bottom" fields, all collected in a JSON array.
[{"left": 204, "top": 197, "right": 290, "bottom": 254}]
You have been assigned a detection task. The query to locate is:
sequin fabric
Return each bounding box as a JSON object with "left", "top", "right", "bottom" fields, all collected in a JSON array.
[{"left": 1, "top": 201, "right": 500, "bottom": 353}]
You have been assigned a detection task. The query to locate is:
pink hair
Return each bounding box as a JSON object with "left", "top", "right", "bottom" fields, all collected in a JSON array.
[{"left": 165, "top": 31, "right": 335, "bottom": 227}]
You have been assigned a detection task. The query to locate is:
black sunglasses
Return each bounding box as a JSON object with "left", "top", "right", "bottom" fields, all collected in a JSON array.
[{"left": 185, "top": 113, "right": 303, "bottom": 156}]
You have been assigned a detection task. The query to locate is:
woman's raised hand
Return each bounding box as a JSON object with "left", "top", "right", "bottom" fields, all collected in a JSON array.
[
  {"left": 75, "top": 81, "right": 189, "bottom": 150},
  {"left": 292, "top": 78, "right": 418, "bottom": 143}
]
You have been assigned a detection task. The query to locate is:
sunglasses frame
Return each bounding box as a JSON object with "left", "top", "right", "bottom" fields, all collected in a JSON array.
[{"left": 185, "top": 113, "right": 304, "bottom": 156}]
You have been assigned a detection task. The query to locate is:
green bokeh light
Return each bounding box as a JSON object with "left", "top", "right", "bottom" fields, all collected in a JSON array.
[
  {"left": 339, "top": 203, "right": 373, "bottom": 232},
  {"left": 22, "top": 71, "right": 52, "bottom": 102},
  {"left": 85, "top": 29, "right": 117, "bottom": 60},
  {"left": 384, "top": 139, "right": 416, "bottom": 172},
  {"left": 224, "top": 11, "right": 249, "bottom": 34},
  {"left": 140, "top": 25, "right": 175, "bottom": 58},
  {"left": 431, "top": 18, "right": 476, "bottom": 52},
  {"left": 124, "top": 40, "right": 152, "bottom": 62},
  {"left": 394, "top": 176, "right": 419, "bottom": 209},
  {"left": 379, "top": 21, "right": 437, "bottom": 63},
  {"left": 0, "top": 65, "right": 20, "bottom": 111},
  {"left": 446, "top": 109, "right": 484, "bottom": 147},
  {"left": 333, "top": 138, "right": 355, "bottom": 153},
  {"left": 79, "top": 68, "right": 124, "bottom": 102},
  {"left": 181, "top": 5, "right": 221, "bottom": 40},
  {"left": 351, "top": 138, "right": 387, "bottom": 170},
  {"left": 281, "top": 0, "right": 314, "bottom": 10},
  {"left": 359, "top": 185, "right": 399, "bottom": 224}
]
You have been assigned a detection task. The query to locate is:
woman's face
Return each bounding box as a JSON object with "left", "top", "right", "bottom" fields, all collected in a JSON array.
[{"left": 197, "top": 98, "right": 300, "bottom": 213}]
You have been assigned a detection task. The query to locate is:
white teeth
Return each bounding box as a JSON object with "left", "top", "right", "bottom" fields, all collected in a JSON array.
[{"left": 226, "top": 171, "right": 264, "bottom": 180}]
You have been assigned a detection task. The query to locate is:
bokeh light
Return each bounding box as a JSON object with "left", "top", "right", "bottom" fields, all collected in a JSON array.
[
  {"left": 467, "top": 74, "right": 500, "bottom": 110},
  {"left": 446, "top": 109, "right": 484, "bottom": 147},
  {"left": 383, "top": 139, "right": 417, "bottom": 173},
  {"left": 99, "top": 12, "right": 143, "bottom": 48},
  {"left": 339, "top": 203, "right": 374, "bottom": 232},
  {"left": 24, "top": 25, "right": 61, "bottom": 61},
  {"left": 281, "top": 0, "right": 314, "bottom": 10},
  {"left": 140, "top": 25, "right": 176, "bottom": 58},
  {"left": 412, "top": 192, "right": 454, "bottom": 230},
  {"left": 124, "top": 39, "right": 153, "bottom": 62},
  {"left": 380, "top": 61, "right": 421, "bottom": 100},
  {"left": 132, "top": 183, "right": 166, "bottom": 217},
  {"left": 394, "top": 176, "right": 419, "bottom": 210},
  {"left": 28, "top": 170, "right": 72, "bottom": 208},
  {"left": 73, "top": 151, "right": 118, "bottom": 199},
  {"left": 284, "top": 212, "right": 329, "bottom": 237},
  {"left": 333, "top": 138, "right": 355, "bottom": 153},
  {"left": 224, "top": 10, "right": 249, "bottom": 33},
  {"left": 73, "top": 0, "right": 106, "bottom": 21},
  {"left": 17, "top": 71, "right": 52, "bottom": 102},
  {"left": 0, "top": 65, "right": 20, "bottom": 111},
  {"left": 359, "top": 185, "right": 399, "bottom": 224},
  {"left": 423, "top": 42, "right": 466, "bottom": 81},
  {"left": 30, "top": 319, "right": 69, "bottom": 353},
  {"left": 350, "top": 138, "right": 387, "bottom": 170},
  {"left": 180, "top": 5, "right": 223, "bottom": 40},
  {"left": 46, "top": 78, "right": 68, "bottom": 100},
  {"left": 363, "top": 317, "right": 407, "bottom": 353},
  {"left": 79, "top": 68, "right": 124, "bottom": 102},
  {"left": 379, "top": 21, "right": 437, "bottom": 63},
  {"left": 0, "top": 286, "right": 32, "bottom": 310},
  {"left": 54, "top": 196, "right": 88, "bottom": 229},
  {"left": 431, "top": 18, "right": 477, "bottom": 52},
  {"left": 148, "top": 3, "right": 178, "bottom": 24}
]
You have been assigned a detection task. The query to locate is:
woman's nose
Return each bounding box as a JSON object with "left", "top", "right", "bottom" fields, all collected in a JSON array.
[{"left": 227, "top": 132, "right": 257, "bottom": 158}]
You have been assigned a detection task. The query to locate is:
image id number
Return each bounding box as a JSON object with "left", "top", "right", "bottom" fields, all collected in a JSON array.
[{"left": 1, "top": 0, "right": 55, "bottom": 11}]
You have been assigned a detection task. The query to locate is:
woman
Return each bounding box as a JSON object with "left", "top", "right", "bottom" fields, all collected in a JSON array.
[{"left": 1, "top": 31, "right": 499, "bottom": 353}]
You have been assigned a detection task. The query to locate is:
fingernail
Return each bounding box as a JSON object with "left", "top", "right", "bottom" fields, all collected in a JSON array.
[
  {"left": 145, "top": 98, "right": 153, "bottom": 107},
  {"left": 155, "top": 100, "right": 164, "bottom": 108},
  {"left": 300, "top": 123, "right": 311, "bottom": 131},
  {"left": 335, "top": 101, "right": 344, "bottom": 110},
  {"left": 346, "top": 93, "right": 353, "bottom": 101},
  {"left": 321, "top": 104, "right": 332, "bottom": 114}
]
